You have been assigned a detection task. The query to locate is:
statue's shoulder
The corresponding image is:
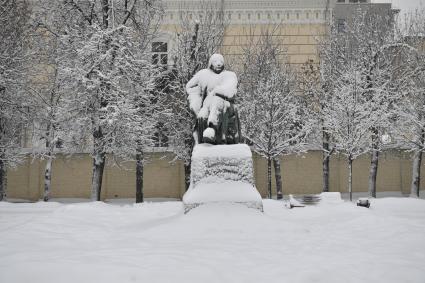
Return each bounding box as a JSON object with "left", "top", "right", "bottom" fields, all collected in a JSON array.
[
  {"left": 220, "top": 70, "right": 237, "bottom": 82},
  {"left": 196, "top": 68, "right": 219, "bottom": 82},
  {"left": 196, "top": 68, "right": 211, "bottom": 76},
  {"left": 221, "top": 70, "right": 237, "bottom": 78},
  {"left": 223, "top": 70, "right": 236, "bottom": 75}
]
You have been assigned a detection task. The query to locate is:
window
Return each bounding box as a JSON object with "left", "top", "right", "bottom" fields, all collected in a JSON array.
[
  {"left": 337, "top": 19, "right": 346, "bottom": 33},
  {"left": 56, "top": 138, "right": 64, "bottom": 149},
  {"left": 152, "top": 42, "right": 168, "bottom": 66}
]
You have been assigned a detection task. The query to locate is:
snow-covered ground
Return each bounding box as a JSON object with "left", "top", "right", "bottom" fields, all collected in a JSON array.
[{"left": 1, "top": 198, "right": 425, "bottom": 283}]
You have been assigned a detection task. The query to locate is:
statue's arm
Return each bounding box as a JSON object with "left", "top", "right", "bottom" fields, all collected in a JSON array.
[
  {"left": 186, "top": 72, "right": 203, "bottom": 114},
  {"left": 186, "top": 73, "right": 200, "bottom": 93}
]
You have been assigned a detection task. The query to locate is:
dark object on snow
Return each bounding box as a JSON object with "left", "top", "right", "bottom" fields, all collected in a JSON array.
[
  {"left": 301, "top": 194, "right": 321, "bottom": 205},
  {"left": 357, "top": 198, "right": 370, "bottom": 208}
]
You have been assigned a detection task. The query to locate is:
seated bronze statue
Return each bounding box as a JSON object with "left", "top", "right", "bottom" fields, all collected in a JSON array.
[{"left": 186, "top": 54, "right": 241, "bottom": 145}]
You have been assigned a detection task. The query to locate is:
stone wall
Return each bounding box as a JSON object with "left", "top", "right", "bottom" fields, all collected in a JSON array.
[
  {"left": 5, "top": 150, "right": 423, "bottom": 201},
  {"left": 7, "top": 152, "right": 186, "bottom": 201},
  {"left": 253, "top": 150, "right": 415, "bottom": 197}
]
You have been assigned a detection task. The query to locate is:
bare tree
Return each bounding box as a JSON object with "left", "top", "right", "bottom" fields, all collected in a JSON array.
[
  {"left": 0, "top": 0, "right": 30, "bottom": 201},
  {"left": 239, "top": 27, "right": 310, "bottom": 199},
  {"left": 344, "top": 10, "right": 399, "bottom": 198},
  {"left": 38, "top": 0, "right": 164, "bottom": 201},
  {"left": 324, "top": 68, "right": 374, "bottom": 201},
  {"left": 391, "top": 7, "right": 425, "bottom": 198},
  {"left": 299, "top": 59, "right": 335, "bottom": 193},
  {"left": 22, "top": 12, "right": 70, "bottom": 201},
  {"left": 316, "top": 9, "right": 401, "bottom": 199}
]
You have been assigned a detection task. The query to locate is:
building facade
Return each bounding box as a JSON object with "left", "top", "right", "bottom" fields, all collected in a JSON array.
[{"left": 157, "top": 0, "right": 335, "bottom": 68}]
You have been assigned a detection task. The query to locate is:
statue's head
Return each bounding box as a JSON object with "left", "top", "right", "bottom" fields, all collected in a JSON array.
[{"left": 208, "top": 54, "right": 225, "bottom": 74}]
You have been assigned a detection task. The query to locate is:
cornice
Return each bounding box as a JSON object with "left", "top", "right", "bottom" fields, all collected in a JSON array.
[{"left": 164, "top": 0, "right": 333, "bottom": 11}]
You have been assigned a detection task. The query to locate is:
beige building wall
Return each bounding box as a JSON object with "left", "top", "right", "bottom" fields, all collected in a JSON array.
[
  {"left": 253, "top": 150, "right": 415, "bottom": 197},
  {"left": 158, "top": 22, "right": 327, "bottom": 69},
  {"left": 7, "top": 153, "right": 186, "bottom": 201},
  {"left": 6, "top": 150, "right": 423, "bottom": 201},
  {"left": 221, "top": 23, "right": 327, "bottom": 67}
]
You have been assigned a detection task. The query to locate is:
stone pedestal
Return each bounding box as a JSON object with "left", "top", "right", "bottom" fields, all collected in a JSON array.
[{"left": 183, "top": 144, "right": 263, "bottom": 212}]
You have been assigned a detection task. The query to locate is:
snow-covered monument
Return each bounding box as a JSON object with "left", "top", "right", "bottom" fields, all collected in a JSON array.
[
  {"left": 186, "top": 54, "right": 241, "bottom": 145},
  {"left": 183, "top": 54, "right": 262, "bottom": 212}
]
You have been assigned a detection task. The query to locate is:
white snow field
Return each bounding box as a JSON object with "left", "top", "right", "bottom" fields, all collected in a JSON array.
[{"left": 1, "top": 198, "right": 425, "bottom": 283}]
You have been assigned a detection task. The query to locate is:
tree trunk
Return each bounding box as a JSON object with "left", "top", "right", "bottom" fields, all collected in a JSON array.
[
  {"left": 322, "top": 131, "right": 330, "bottom": 192},
  {"left": 91, "top": 152, "right": 106, "bottom": 201},
  {"left": 348, "top": 154, "right": 353, "bottom": 202},
  {"left": 267, "top": 157, "right": 272, "bottom": 199},
  {"left": 136, "top": 149, "right": 144, "bottom": 203},
  {"left": 43, "top": 154, "right": 53, "bottom": 201},
  {"left": 184, "top": 161, "right": 191, "bottom": 191},
  {"left": 368, "top": 128, "right": 379, "bottom": 198},
  {"left": 102, "top": 0, "right": 109, "bottom": 29},
  {"left": 410, "top": 126, "right": 425, "bottom": 198},
  {"left": 273, "top": 157, "right": 283, "bottom": 199},
  {"left": 183, "top": 135, "right": 194, "bottom": 191},
  {"left": 410, "top": 150, "right": 422, "bottom": 198},
  {"left": 0, "top": 159, "right": 6, "bottom": 201},
  {"left": 368, "top": 149, "right": 379, "bottom": 198}
]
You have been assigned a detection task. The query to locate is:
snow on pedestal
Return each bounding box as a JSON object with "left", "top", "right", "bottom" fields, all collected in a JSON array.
[{"left": 183, "top": 144, "right": 263, "bottom": 212}]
